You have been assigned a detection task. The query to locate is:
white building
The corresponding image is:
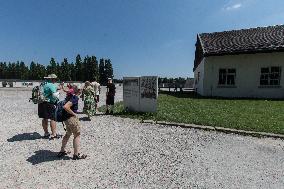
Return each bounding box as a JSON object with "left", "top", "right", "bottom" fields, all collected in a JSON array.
[{"left": 193, "top": 25, "right": 284, "bottom": 98}]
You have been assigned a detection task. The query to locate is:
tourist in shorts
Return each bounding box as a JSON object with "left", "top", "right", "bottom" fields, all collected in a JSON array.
[
  {"left": 57, "top": 85, "right": 87, "bottom": 160},
  {"left": 91, "top": 79, "right": 101, "bottom": 112},
  {"left": 38, "top": 74, "right": 60, "bottom": 139},
  {"left": 105, "top": 78, "right": 116, "bottom": 115}
]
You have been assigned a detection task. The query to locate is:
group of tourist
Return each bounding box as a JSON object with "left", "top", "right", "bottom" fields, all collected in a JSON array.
[{"left": 37, "top": 73, "right": 116, "bottom": 160}]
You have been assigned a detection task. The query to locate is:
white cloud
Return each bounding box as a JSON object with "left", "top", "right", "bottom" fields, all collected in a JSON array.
[{"left": 224, "top": 3, "right": 242, "bottom": 11}]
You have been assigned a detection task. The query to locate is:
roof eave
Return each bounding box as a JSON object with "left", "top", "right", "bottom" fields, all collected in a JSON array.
[
  {"left": 204, "top": 48, "right": 284, "bottom": 57},
  {"left": 197, "top": 34, "right": 206, "bottom": 55}
]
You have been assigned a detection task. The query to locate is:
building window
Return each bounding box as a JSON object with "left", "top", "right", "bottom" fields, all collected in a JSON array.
[
  {"left": 218, "top": 68, "right": 236, "bottom": 85},
  {"left": 260, "top": 66, "right": 281, "bottom": 86}
]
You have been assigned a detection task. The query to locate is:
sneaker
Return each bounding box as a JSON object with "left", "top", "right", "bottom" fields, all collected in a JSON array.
[
  {"left": 105, "top": 110, "right": 109, "bottom": 115},
  {"left": 73, "top": 153, "right": 87, "bottom": 160}
]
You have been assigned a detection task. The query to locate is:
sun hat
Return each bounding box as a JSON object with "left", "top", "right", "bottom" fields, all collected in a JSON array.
[{"left": 44, "top": 74, "right": 58, "bottom": 79}]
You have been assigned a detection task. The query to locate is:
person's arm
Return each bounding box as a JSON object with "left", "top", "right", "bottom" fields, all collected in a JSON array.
[
  {"left": 57, "top": 83, "right": 64, "bottom": 91},
  {"left": 62, "top": 87, "right": 69, "bottom": 93},
  {"left": 63, "top": 101, "right": 76, "bottom": 117}
]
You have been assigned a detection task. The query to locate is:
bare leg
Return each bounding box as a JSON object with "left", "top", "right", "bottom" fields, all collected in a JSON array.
[
  {"left": 60, "top": 134, "right": 71, "bottom": 152},
  {"left": 50, "top": 120, "right": 57, "bottom": 136},
  {"left": 95, "top": 100, "right": 98, "bottom": 112},
  {"left": 73, "top": 133, "right": 81, "bottom": 155},
  {"left": 42, "top": 119, "right": 48, "bottom": 134}
]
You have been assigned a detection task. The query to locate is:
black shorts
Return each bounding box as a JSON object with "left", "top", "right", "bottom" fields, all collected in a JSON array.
[
  {"left": 106, "top": 95, "right": 114, "bottom": 105},
  {"left": 38, "top": 102, "right": 56, "bottom": 120}
]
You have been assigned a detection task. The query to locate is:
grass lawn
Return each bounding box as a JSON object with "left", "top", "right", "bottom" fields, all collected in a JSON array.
[{"left": 99, "top": 92, "right": 284, "bottom": 135}]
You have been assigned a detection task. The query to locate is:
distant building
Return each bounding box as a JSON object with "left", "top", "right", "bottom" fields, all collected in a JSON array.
[
  {"left": 193, "top": 25, "right": 284, "bottom": 98},
  {"left": 184, "top": 78, "right": 194, "bottom": 88}
]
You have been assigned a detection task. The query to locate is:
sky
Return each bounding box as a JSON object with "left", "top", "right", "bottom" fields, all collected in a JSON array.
[{"left": 0, "top": 0, "right": 284, "bottom": 79}]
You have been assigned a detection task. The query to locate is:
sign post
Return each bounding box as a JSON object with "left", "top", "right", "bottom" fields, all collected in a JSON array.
[
  {"left": 123, "top": 77, "right": 140, "bottom": 112},
  {"left": 123, "top": 76, "right": 158, "bottom": 113}
]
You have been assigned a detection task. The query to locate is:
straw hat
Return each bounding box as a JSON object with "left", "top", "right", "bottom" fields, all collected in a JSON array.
[{"left": 44, "top": 74, "right": 58, "bottom": 79}]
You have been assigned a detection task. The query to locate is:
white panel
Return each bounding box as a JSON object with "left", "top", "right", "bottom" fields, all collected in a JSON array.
[
  {"left": 139, "top": 76, "right": 158, "bottom": 113},
  {"left": 123, "top": 77, "right": 140, "bottom": 112}
]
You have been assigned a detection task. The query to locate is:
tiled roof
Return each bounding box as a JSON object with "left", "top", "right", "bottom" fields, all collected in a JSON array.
[{"left": 199, "top": 25, "right": 284, "bottom": 56}]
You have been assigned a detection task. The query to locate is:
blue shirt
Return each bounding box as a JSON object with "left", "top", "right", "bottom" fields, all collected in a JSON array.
[
  {"left": 68, "top": 95, "right": 79, "bottom": 113},
  {"left": 63, "top": 95, "right": 79, "bottom": 119}
]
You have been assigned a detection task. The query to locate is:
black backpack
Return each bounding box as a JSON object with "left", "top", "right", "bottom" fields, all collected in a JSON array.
[
  {"left": 54, "top": 100, "right": 68, "bottom": 122},
  {"left": 29, "top": 84, "right": 47, "bottom": 104}
]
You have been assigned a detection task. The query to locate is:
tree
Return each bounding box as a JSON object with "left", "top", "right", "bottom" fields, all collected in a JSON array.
[
  {"left": 99, "top": 58, "right": 106, "bottom": 85},
  {"left": 0, "top": 54, "right": 113, "bottom": 81},
  {"left": 0, "top": 62, "right": 8, "bottom": 79},
  {"left": 82, "top": 56, "right": 89, "bottom": 81},
  {"left": 75, "top": 54, "right": 83, "bottom": 81},
  {"left": 15, "top": 61, "right": 21, "bottom": 79},
  {"left": 85, "top": 56, "right": 89, "bottom": 81},
  {"left": 60, "top": 58, "right": 71, "bottom": 81},
  {"left": 7, "top": 62, "right": 17, "bottom": 79},
  {"left": 19, "top": 61, "right": 29, "bottom": 80},
  {"left": 36, "top": 63, "right": 46, "bottom": 80},
  {"left": 29, "top": 61, "right": 37, "bottom": 80},
  {"left": 46, "top": 57, "right": 57, "bottom": 75},
  {"left": 56, "top": 63, "right": 61, "bottom": 79},
  {"left": 104, "top": 59, "right": 113, "bottom": 81},
  {"left": 90, "top": 56, "right": 99, "bottom": 81},
  {"left": 69, "top": 63, "right": 76, "bottom": 81}
]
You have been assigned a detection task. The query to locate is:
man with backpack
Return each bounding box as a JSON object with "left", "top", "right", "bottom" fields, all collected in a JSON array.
[{"left": 38, "top": 74, "right": 61, "bottom": 139}]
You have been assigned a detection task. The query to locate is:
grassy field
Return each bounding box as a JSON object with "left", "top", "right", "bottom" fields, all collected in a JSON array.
[{"left": 99, "top": 92, "right": 284, "bottom": 134}]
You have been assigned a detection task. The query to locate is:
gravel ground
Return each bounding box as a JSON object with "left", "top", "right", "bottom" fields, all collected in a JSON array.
[{"left": 0, "top": 88, "right": 284, "bottom": 189}]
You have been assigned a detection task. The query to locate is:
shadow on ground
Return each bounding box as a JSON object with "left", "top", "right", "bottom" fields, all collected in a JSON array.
[
  {"left": 27, "top": 150, "right": 71, "bottom": 165},
  {"left": 7, "top": 132, "right": 42, "bottom": 142},
  {"left": 79, "top": 117, "right": 91, "bottom": 121},
  {"left": 76, "top": 111, "right": 85, "bottom": 114}
]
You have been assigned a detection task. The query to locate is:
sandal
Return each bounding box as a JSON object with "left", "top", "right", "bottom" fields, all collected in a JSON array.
[
  {"left": 43, "top": 133, "right": 50, "bottom": 139},
  {"left": 49, "top": 134, "right": 62, "bottom": 140},
  {"left": 73, "top": 153, "right": 87, "bottom": 160},
  {"left": 57, "top": 151, "right": 70, "bottom": 158}
]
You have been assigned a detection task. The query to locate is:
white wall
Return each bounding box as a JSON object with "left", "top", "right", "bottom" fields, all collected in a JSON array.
[
  {"left": 193, "top": 58, "right": 205, "bottom": 95},
  {"left": 202, "top": 52, "right": 284, "bottom": 98},
  {"left": 1, "top": 81, "right": 83, "bottom": 88}
]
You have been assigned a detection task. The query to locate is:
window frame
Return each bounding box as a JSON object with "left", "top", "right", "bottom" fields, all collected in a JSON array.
[
  {"left": 218, "top": 68, "right": 236, "bottom": 87},
  {"left": 259, "top": 66, "right": 281, "bottom": 87}
]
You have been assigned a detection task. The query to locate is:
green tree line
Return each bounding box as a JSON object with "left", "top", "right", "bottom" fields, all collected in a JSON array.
[{"left": 0, "top": 54, "right": 114, "bottom": 85}]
